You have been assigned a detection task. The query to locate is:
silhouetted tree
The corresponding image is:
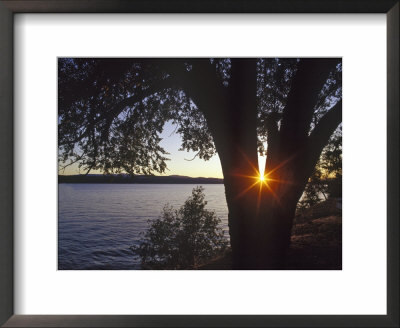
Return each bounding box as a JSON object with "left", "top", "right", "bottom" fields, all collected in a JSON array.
[
  {"left": 58, "top": 58, "right": 342, "bottom": 269},
  {"left": 132, "top": 186, "right": 228, "bottom": 269}
]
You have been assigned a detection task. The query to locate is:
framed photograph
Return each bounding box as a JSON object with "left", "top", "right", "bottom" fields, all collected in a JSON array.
[{"left": 1, "top": 1, "right": 398, "bottom": 327}]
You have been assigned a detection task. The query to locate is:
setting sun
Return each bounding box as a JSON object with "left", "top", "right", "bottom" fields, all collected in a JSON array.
[{"left": 259, "top": 175, "right": 265, "bottom": 182}]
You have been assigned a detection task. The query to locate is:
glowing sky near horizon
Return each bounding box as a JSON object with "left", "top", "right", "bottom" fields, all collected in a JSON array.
[
  {"left": 59, "top": 121, "right": 223, "bottom": 178},
  {"left": 59, "top": 121, "right": 268, "bottom": 179}
]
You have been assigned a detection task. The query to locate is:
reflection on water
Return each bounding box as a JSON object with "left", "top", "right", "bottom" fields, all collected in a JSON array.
[{"left": 58, "top": 183, "right": 228, "bottom": 270}]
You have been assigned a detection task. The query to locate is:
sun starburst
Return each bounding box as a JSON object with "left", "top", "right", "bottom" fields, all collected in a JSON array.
[{"left": 232, "top": 151, "right": 296, "bottom": 213}]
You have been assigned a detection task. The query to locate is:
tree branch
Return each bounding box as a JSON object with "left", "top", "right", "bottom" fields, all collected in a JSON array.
[
  {"left": 184, "top": 151, "right": 200, "bottom": 161},
  {"left": 279, "top": 58, "right": 341, "bottom": 155},
  {"left": 102, "top": 77, "right": 178, "bottom": 121},
  {"left": 62, "top": 76, "right": 180, "bottom": 146}
]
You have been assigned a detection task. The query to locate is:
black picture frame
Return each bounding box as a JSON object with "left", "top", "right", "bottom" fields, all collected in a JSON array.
[{"left": 0, "top": 1, "right": 398, "bottom": 327}]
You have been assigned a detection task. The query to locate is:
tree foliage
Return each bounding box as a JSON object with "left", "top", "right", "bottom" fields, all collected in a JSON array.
[
  {"left": 131, "top": 187, "right": 228, "bottom": 269},
  {"left": 298, "top": 126, "right": 342, "bottom": 209},
  {"left": 58, "top": 59, "right": 217, "bottom": 175},
  {"left": 58, "top": 58, "right": 342, "bottom": 176}
]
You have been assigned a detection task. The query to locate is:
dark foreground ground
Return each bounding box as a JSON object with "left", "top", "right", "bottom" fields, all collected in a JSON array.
[{"left": 199, "top": 199, "right": 342, "bottom": 270}]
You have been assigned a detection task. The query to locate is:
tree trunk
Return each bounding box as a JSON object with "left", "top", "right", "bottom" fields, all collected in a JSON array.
[
  {"left": 223, "top": 165, "right": 306, "bottom": 269},
  {"left": 186, "top": 59, "right": 308, "bottom": 269},
  {"left": 182, "top": 58, "right": 341, "bottom": 269}
]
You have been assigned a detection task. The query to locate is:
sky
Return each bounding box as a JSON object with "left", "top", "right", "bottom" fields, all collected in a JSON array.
[
  {"left": 60, "top": 120, "right": 224, "bottom": 178},
  {"left": 60, "top": 120, "right": 267, "bottom": 179},
  {"left": 157, "top": 121, "right": 223, "bottom": 178}
]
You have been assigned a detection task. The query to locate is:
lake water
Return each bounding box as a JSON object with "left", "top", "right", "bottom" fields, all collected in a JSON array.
[{"left": 58, "top": 183, "right": 228, "bottom": 270}]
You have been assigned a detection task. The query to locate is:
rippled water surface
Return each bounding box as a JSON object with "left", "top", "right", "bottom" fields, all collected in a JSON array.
[{"left": 58, "top": 184, "right": 228, "bottom": 270}]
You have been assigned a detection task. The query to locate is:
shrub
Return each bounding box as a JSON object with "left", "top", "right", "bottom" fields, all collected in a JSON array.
[{"left": 131, "top": 186, "right": 228, "bottom": 269}]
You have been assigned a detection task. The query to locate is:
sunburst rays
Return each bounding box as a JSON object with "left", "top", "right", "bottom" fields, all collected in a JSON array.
[{"left": 232, "top": 151, "right": 296, "bottom": 214}]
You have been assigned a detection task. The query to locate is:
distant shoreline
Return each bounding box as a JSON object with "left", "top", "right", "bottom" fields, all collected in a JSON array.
[{"left": 58, "top": 174, "right": 224, "bottom": 184}]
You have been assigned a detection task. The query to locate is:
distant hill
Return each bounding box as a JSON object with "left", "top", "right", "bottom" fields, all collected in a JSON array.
[{"left": 58, "top": 174, "right": 223, "bottom": 184}]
